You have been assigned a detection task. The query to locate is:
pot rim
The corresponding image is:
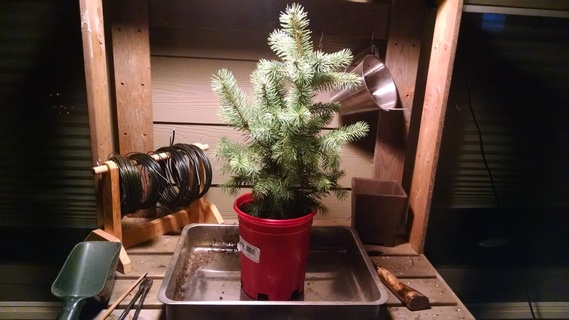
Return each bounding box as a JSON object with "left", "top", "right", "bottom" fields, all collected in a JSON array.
[{"left": 234, "top": 193, "right": 316, "bottom": 226}]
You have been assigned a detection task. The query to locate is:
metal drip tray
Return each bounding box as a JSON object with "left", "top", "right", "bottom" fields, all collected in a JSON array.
[{"left": 158, "top": 224, "right": 388, "bottom": 320}]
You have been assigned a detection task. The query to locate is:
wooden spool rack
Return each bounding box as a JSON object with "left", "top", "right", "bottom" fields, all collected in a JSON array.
[{"left": 87, "top": 143, "right": 223, "bottom": 273}]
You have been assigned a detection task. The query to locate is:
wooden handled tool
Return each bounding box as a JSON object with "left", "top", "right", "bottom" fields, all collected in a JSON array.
[{"left": 373, "top": 263, "right": 430, "bottom": 311}]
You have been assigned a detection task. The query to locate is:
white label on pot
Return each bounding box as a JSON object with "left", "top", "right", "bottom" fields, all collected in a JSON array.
[{"left": 238, "top": 236, "right": 260, "bottom": 263}]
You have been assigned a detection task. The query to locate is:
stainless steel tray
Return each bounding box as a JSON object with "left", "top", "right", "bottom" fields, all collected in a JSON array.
[{"left": 158, "top": 224, "right": 388, "bottom": 320}]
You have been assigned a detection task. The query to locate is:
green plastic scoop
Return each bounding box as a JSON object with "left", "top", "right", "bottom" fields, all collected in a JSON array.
[{"left": 51, "top": 241, "right": 121, "bottom": 320}]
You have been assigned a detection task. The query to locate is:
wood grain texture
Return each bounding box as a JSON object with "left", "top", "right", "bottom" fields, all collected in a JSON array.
[
  {"left": 373, "top": 0, "right": 427, "bottom": 182},
  {"left": 79, "top": 0, "right": 113, "bottom": 165},
  {"left": 364, "top": 243, "right": 418, "bottom": 256},
  {"left": 108, "top": 278, "right": 164, "bottom": 309},
  {"left": 79, "top": 0, "right": 112, "bottom": 226},
  {"left": 102, "top": 161, "right": 122, "bottom": 240},
  {"left": 122, "top": 198, "right": 222, "bottom": 248},
  {"left": 115, "top": 254, "right": 173, "bottom": 279},
  {"left": 408, "top": 0, "right": 464, "bottom": 253},
  {"left": 111, "top": 0, "right": 154, "bottom": 154},
  {"left": 378, "top": 305, "right": 473, "bottom": 319},
  {"left": 120, "top": 233, "right": 179, "bottom": 254},
  {"left": 370, "top": 255, "right": 437, "bottom": 278},
  {"left": 377, "top": 269, "right": 431, "bottom": 310}
]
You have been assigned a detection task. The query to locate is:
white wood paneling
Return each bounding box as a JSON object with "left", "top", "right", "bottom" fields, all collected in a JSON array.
[
  {"left": 152, "top": 57, "right": 255, "bottom": 124},
  {"left": 152, "top": 56, "right": 339, "bottom": 126}
]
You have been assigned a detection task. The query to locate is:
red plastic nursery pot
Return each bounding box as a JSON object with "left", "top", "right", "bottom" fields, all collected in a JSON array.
[{"left": 234, "top": 193, "right": 316, "bottom": 301}]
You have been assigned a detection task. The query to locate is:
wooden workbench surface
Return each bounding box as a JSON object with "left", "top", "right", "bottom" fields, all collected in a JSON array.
[
  {"left": 0, "top": 223, "right": 473, "bottom": 319},
  {"left": 95, "top": 222, "right": 474, "bottom": 320}
]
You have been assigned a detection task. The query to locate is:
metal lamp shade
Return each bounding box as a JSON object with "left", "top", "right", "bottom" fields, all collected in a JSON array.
[{"left": 331, "top": 54, "right": 399, "bottom": 115}]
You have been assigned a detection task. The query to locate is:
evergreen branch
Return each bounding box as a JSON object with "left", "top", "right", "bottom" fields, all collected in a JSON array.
[
  {"left": 312, "top": 49, "right": 355, "bottom": 72},
  {"left": 312, "top": 72, "right": 361, "bottom": 92},
  {"left": 301, "top": 103, "right": 337, "bottom": 133},
  {"left": 212, "top": 69, "right": 252, "bottom": 132},
  {"left": 215, "top": 136, "right": 261, "bottom": 179},
  {"left": 321, "top": 121, "right": 370, "bottom": 151},
  {"left": 333, "top": 188, "right": 350, "bottom": 202},
  {"left": 279, "top": 3, "right": 311, "bottom": 59},
  {"left": 268, "top": 30, "right": 294, "bottom": 60},
  {"left": 319, "top": 122, "right": 370, "bottom": 169}
]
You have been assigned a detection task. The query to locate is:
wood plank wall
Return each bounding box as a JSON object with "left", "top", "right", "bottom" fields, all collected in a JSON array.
[{"left": 147, "top": 0, "right": 391, "bottom": 222}]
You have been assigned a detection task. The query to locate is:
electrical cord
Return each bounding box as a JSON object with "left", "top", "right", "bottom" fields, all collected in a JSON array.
[
  {"left": 463, "top": 73, "right": 500, "bottom": 209},
  {"left": 459, "top": 55, "right": 536, "bottom": 319}
]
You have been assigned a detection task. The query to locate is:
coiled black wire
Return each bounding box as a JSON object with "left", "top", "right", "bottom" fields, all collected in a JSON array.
[
  {"left": 154, "top": 143, "right": 212, "bottom": 208},
  {"left": 108, "top": 153, "right": 143, "bottom": 216},
  {"left": 190, "top": 143, "right": 212, "bottom": 198},
  {"left": 172, "top": 144, "right": 200, "bottom": 206},
  {"left": 107, "top": 144, "right": 213, "bottom": 214},
  {"left": 172, "top": 143, "right": 212, "bottom": 200},
  {"left": 192, "top": 144, "right": 212, "bottom": 197},
  {"left": 126, "top": 152, "right": 165, "bottom": 209},
  {"left": 155, "top": 145, "right": 191, "bottom": 208}
]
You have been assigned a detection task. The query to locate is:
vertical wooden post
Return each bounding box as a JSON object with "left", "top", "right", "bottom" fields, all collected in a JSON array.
[
  {"left": 110, "top": 0, "right": 154, "bottom": 154},
  {"left": 102, "top": 161, "right": 122, "bottom": 240},
  {"left": 79, "top": 0, "right": 114, "bottom": 227},
  {"left": 373, "top": 0, "right": 427, "bottom": 182},
  {"left": 408, "top": 0, "right": 463, "bottom": 253}
]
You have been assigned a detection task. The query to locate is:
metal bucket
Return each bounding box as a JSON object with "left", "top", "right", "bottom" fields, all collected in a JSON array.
[{"left": 331, "top": 54, "right": 399, "bottom": 115}]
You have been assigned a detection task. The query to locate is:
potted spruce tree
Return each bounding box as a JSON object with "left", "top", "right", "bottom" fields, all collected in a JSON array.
[{"left": 211, "top": 3, "right": 369, "bottom": 301}]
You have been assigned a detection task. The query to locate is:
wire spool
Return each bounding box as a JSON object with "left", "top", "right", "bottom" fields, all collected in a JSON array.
[
  {"left": 126, "top": 152, "right": 165, "bottom": 209},
  {"left": 154, "top": 145, "right": 190, "bottom": 208},
  {"left": 108, "top": 154, "right": 143, "bottom": 216},
  {"left": 105, "top": 143, "right": 213, "bottom": 215},
  {"left": 171, "top": 144, "right": 200, "bottom": 206},
  {"left": 171, "top": 143, "right": 212, "bottom": 200},
  {"left": 155, "top": 143, "right": 213, "bottom": 209}
]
